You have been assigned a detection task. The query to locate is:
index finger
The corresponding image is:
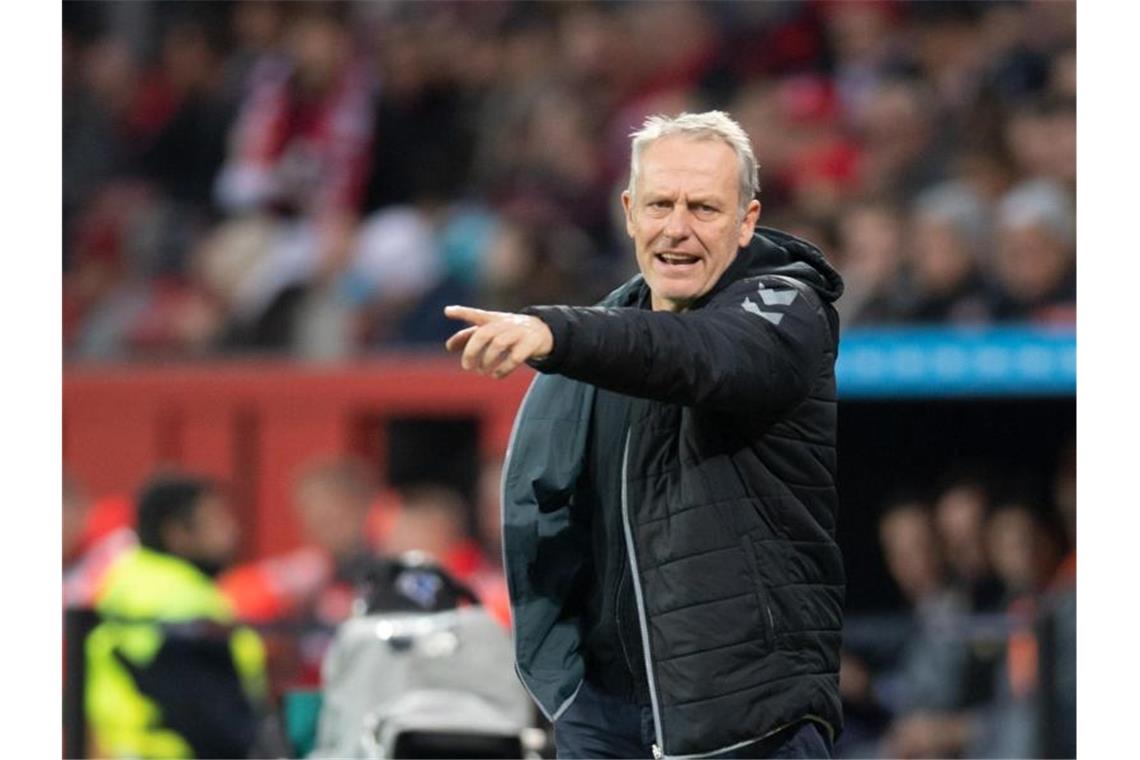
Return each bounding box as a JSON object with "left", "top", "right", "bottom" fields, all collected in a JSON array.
[{"left": 444, "top": 305, "right": 500, "bottom": 326}]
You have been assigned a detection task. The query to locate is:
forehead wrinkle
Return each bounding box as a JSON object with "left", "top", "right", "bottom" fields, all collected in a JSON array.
[{"left": 637, "top": 139, "right": 739, "bottom": 204}]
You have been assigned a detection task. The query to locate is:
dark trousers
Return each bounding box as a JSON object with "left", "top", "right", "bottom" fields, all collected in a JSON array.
[{"left": 554, "top": 680, "right": 833, "bottom": 759}]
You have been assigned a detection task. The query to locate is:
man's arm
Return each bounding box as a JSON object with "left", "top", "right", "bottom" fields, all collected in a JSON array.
[{"left": 445, "top": 276, "right": 833, "bottom": 415}]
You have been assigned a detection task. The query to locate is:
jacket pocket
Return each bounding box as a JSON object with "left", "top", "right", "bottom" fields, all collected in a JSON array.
[{"left": 739, "top": 534, "right": 778, "bottom": 649}]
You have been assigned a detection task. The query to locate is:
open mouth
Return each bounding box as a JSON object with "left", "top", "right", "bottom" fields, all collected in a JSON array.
[{"left": 655, "top": 252, "right": 701, "bottom": 266}]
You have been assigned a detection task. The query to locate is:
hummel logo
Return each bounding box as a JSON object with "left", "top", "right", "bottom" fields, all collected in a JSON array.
[
  {"left": 758, "top": 287, "right": 797, "bottom": 307},
  {"left": 742, "top": 297, "right": 784, "bottom": 325}
]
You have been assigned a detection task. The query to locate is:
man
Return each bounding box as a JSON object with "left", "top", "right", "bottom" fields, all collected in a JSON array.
[
  {"left": 446, "top": 111, "right": 844, "bottom": 758},
  {"left": 221, "top": 456, "right": 379, "bottom": 628},
  {"left": 85, "top": 473, "right": 267, "bottom": 759}
]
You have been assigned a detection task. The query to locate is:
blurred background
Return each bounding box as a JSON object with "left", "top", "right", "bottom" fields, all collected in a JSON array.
[{"left": 61, "top": 1, "right": 1075, "bottom": 758}]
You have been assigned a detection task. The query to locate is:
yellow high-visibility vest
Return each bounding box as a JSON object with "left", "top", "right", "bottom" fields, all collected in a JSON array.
[{"left": 85, "top": 546, "right": 267, "bottom": 759}]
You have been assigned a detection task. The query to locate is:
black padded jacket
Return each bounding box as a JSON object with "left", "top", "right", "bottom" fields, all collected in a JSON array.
[{"left": 504, "top": 227, "right": 844, "bottom": 758}]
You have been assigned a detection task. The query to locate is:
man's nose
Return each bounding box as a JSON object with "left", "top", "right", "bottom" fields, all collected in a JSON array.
[{"left": 663, "top": 204, "right": 692, "bottom": 240}]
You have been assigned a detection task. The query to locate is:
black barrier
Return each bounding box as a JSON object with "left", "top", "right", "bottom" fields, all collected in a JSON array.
[{"left": 63, "top": 608, "right": 100, "bottom": 759}]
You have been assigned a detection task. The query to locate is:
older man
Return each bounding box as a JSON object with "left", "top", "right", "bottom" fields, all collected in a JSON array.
[{"left": 446, "top": 111, "right": 844, "bottom": 758}]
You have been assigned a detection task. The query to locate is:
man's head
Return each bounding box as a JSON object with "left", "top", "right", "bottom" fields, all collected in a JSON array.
[
  {"left": 878, "top": 499, "right": 945, "bottom": 604},
  {"left": 910, "top": 182, "right": 988, "bottom": 297},
  {"left": 136, "top": 473, "right": 239, "bottom": 577},
  {"left": 985, "top": 502, "right": 1062, "bottom": 595},
  {"left": 385, "top": 485, "right": 469, "bottom": 562},
  {"left": 995, "top": 179, "right": 1075, "bottom": 305},
  {"left": 933, "top": 475, "right": 991, "bottom": 583},
  {"left": 622, "top": 111, "right": 762, "bottom": 312},
  {"left": 293, "top": 457, "right": 375, "bottom": 559}
]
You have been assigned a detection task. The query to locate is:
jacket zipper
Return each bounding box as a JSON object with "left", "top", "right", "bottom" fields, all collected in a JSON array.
[
  {"left": 620, "top": 430, "right": 666, "bottom": 758},
  {"left": 614, "top": 557, "right": 639, "bottom": 682}
]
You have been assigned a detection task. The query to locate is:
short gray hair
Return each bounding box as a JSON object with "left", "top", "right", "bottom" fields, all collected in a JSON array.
[
  {"left": 627, "top": 111, "right": 760, "bottom": 214},
  {"left": 998, "top": 179, "right": 1075, "bottom": 246}
]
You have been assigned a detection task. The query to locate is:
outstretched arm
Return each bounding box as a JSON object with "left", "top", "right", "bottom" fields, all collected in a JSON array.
[{"left": 444, "top": 276, "right": 834, "bottom": 416}]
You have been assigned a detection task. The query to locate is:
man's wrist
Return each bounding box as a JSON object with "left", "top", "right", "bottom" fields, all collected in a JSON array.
[{"left": 520, "top": 306, "right": 569, "bottom": 371}]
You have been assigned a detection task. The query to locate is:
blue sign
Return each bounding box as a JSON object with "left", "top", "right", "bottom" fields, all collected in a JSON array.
[{"left": 836, "top": 326, "right": 1076, "bottom": 399}]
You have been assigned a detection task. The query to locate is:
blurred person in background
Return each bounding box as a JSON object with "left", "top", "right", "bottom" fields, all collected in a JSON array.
[
  {"left": 133, "top": 16, "right": 233, "bottom": 220},
  {"left": 852, "top": 78, "right": 947, "bottom": 202},
  {"left": 210, "top": 6, "right": 376, "bottom": 355},
  {"left": 214, "top": 7, "right": 372, "bottom": 220},
  {"left": 837, "top": 496, "right": 947, "bottom": 758},
  {"left": 220, "top": 456, "right": 385, "bottom": 687},
  {"left": 478, "top": 213, "right": 607, "bottom": 315},
  {"left": 837, "top": 498, "right": 980, "bottom": 757},
  {"left": 86, "top": 473, "right": 267, "bottom": 759},
  {"left": 385, "top": 484, "right": 511, "bottom": 627},
  {"left": 899, "top": 182, "right": 993, "bottom": 324},
  {"left": 221, "top": 457, "right": 381, "bottom": 626},
  {"left": 1004, "top": 96, "right": 1076, "bottom": 188},
  {"left": 872, "top": 500, "right": 973, "bottom": 716},
  {"left": 931, "top": 469, "right": 1004, "bottom": 613},
  {"left": 990, "top": 178, "right": 1076, "bottom": 323},
  {"left": 833, "top": 198, "right": 907, "bottom": 326},
  {"left": 984, "top": 501, "right": 1063, "bottom": 604}
]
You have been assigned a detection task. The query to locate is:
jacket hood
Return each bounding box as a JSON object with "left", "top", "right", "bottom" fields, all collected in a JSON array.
[
  {"left": 736, "top": 226, "right": 844, "bottom": 303},
  {"left": 603, "top": 226, "right": 844, "bottom": 309}
]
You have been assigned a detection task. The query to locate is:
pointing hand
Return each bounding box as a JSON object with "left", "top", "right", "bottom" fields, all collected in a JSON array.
[{"left": 444, "top": 305, "right": 554, "bottom": 379}]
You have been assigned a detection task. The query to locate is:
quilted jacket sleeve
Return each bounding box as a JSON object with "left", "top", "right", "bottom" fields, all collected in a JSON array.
[{"left": 523, "top": 275, "right": 835, "bottom": 415}]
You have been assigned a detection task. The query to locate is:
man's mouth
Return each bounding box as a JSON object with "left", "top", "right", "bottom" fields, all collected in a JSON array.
[{"left": 655, "top": 252, "right": 701, "bottom": 266}]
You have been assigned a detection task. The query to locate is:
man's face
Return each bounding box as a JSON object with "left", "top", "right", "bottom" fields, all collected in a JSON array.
[
  {"left": 623, "top": 135, "right": 761, "bottom": 312},
  {"left": 166, "top": 493, "right": 240, "bottom": 573},
  {"left": 294, "top": 480, "right": 368, "bottom": 558}
]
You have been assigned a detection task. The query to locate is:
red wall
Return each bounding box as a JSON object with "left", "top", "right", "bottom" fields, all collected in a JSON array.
[{"left": 63, "top": 357, "right": 531, "bottom": 559}]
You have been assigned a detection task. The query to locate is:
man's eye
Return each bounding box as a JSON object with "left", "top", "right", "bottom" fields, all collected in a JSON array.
[{"left": 649, "top": 200, "right": 670, "bottom": 209}]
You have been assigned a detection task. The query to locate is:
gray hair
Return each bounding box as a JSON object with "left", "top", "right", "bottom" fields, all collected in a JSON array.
[
  {"left": 998, "top": 179, "right": 1075, "bottom": 246},
  {"left": 627, "top": 111, "right": 760, "bottom": 214},
  {"left": 914, "top": 181, "right": 990, "bottom": 254}
]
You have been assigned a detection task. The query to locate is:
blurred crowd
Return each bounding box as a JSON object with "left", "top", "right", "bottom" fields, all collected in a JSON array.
[
  {"left": 63, "top": 0, "right": 1077, "bottom": 363},
  {"left": 837, "top": 442, "right": 1076, "bottom": 759}
]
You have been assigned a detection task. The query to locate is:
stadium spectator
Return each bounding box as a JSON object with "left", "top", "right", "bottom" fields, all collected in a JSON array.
[
  {"left": 214, "top": 9, "right": 373, "bottom": 219},
  {"left": 833, "top": 198, "right": 907, "bottom": 326},
  {"left": 874, "top": 500, "right": 974, "bottom": 716},
  {"left": 932, "top": 471, "right": 1004, "bottom": 613},
  {"left": 900, "top": 182, "right": 993, "bottom": 324},
  {"left": 85, "top": 473, "right": 267, "bottom": 759},
  {"left": 852, "top": 78, "right": 947, "bottom": 202},
  {"left": 220, "top": 457, "right": 382, "bottom": 629},
  {"left": 219, "top": 455, "right": 398, "bottom": 685},
  {"left": 990, "top": 179, "right": 1076, "bottom": 323},
  {"left": 385, "top": 484, "right": 511, "bottom": 627}
]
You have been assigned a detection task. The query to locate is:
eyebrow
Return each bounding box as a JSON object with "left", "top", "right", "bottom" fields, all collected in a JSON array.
[{"left": 642, "top": 193, "right": 723, "bottom": 205}]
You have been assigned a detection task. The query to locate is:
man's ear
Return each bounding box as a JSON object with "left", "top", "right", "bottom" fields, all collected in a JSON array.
[
  {"left": 621, "top": 191, "right": 636, "bottom": 239},
  {"left": 738, "top": 199, "right": 762, "bottom": 248}
]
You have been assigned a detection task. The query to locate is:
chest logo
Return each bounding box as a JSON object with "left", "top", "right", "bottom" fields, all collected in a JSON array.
[{"left": 742, "top": 297, "right": 784, "bottom": 325}]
